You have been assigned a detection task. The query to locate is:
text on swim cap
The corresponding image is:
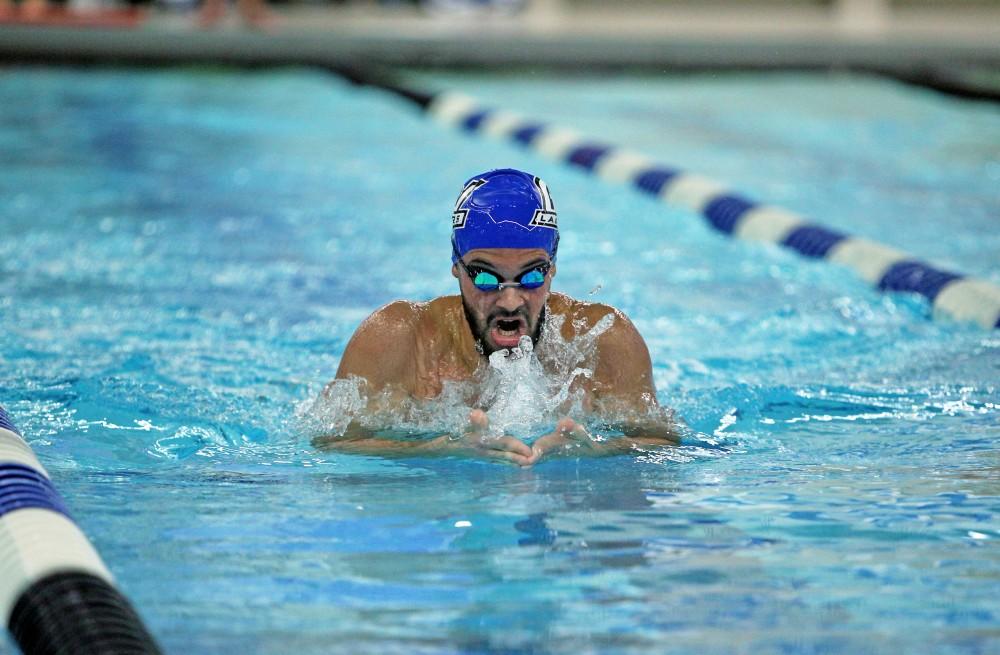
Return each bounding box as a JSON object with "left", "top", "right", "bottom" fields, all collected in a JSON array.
[{"left": 527, "top": 176, "right": 557, "bottom": 229}]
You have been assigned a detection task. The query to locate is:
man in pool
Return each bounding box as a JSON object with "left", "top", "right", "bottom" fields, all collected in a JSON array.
[{"left": 314, "top": 168, "right": 677, "bottom": 466}]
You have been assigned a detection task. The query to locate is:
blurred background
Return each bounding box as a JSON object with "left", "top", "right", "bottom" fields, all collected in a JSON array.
[
  {"left": 2, "top": 1, "right": 999, "bottom": 654},
  {"left": 2, "top": 0, "right": 999, "bottom": 91}
]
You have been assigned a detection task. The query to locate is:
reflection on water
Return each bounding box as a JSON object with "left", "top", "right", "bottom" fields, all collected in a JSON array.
[
  {"left": 1, "top": 68, "right": 998, "bottom": 655},
  {"left": 66, "top": 450, "right": 997, "bottom": 655}
]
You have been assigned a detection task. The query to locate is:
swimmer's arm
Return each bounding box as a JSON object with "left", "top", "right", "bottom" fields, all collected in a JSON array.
[
  {"left": 335, "top": 300, "right": 420, "bottom": 389},
  {"left": 589, "top": 311, "right": 679, "bottom": 445},
  {"left": 312, "top": 411, "right": 536, "bottom": 466},
  {"left": 532, "top": 313, "right": 677, "bottom": 460},
  {"left": 312, "top": 422, "right": 448, "bottom": 455},
  {"left": 315, "top": 301, "right": 447, "bottom": 455},
  {"left": 529, "top": 412, "right": 677, "bottom": 462}
]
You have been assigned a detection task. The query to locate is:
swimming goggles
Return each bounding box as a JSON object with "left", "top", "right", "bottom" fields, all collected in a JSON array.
[{"left": 456, "top": 256, "right": 551, "bottom": 292}]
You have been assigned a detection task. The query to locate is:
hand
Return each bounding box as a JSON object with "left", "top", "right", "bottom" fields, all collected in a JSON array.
[
  {"left": 435, "top": 409, "right": 535, "bottom": 467},
  {"left": 529, "top": 417, "right": 616, "bottom": 465}
]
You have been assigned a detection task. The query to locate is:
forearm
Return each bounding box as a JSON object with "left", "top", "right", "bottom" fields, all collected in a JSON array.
[
  {"left": 311, "top": 422, "right": 453, "bottom": 457},
  {"left": 311, "top": 411, "right": 537, "bottom": 467},
  {"left": 531, "top": 413, "right": 678, "bottom": 462},
  {"left": 587, "top": 409, "right": 680, "bottom": 449},
  {"left": 612, "top": 422, "right": 680, "bottom": 447},
  {"left": 580, "top": 428, "right": 677, "bottom": 456}
]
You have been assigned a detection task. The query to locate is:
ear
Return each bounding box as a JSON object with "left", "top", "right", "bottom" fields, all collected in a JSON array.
[
  {"left": 451, "top": 263, "right": 459, "bottom": 279},
  {"left": 549, "top": 263, "right": 556, "bottom": 279}
]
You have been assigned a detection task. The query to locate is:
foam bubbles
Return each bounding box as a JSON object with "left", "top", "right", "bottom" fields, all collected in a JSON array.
[
  {"left": 477, "top": 334, "right": 590, "bottom": 440},
  {"left": 300, "top": 307, "right": 622, "bottom": 443},
  {"left": 296, "top": 377, "right": 369, "bottom": 438}
]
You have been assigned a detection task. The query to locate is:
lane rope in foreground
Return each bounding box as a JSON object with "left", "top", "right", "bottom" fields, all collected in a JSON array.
[
  {"left": 414, "top": 89, "right": 1000, "bottom": 330},
  {"left": 0, "top": 404, "right": 161, "bottom": 655}
]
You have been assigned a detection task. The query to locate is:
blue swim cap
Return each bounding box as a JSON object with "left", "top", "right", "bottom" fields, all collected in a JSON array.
[{"left": 451, "top": 168, "right": 559, "bottom": 262}]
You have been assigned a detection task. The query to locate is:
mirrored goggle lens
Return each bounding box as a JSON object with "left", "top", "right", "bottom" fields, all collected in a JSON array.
[
  {"left": 518, "top": 268, "right": 546, "bottom": 289},
  {"left": 471, "top": 267, "right": 547, "bottom": 291},
  {"left": 472, "top": 271, "right": 501, "bottom": 291}
]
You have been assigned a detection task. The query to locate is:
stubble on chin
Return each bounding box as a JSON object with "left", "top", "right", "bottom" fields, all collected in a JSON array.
[{"left": 461, "top": 296, "right": 546, "bottom": 357}]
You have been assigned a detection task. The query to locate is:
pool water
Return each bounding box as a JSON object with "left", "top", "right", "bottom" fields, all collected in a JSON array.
[{"left": 1, "top": 67, "right": 998, "bottom": 654}]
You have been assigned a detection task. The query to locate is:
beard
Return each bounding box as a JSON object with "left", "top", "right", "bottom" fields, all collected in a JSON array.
[{"left": 462, "top": 296, "right": 546, "bottom": 357}]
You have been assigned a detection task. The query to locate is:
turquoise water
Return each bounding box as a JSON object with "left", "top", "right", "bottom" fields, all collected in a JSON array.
[{"left": 1, "top": 67, "right": 998, "bottom": 654}]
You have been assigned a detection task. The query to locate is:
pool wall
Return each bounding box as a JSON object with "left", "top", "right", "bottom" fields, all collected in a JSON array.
[{"left": 0, "top": 405, "right": 161, "bottom": 655}]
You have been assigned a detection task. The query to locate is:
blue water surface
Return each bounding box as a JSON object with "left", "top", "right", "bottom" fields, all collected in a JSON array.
[{"left": 1, "top": 66, "right": 998, "bottom": 655}]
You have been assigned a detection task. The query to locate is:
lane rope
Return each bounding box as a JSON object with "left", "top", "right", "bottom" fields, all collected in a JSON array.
[
  {"left": 410, "top": 88, "right": 1000, "bottom": 330},
  {"left": 0, "top": 404, "right": 161, "bottom": 654}
]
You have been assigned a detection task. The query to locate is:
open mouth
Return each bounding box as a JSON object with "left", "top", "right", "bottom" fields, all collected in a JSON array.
[{"left": 490, "top": 316, "right": 527, "bottom": 349}]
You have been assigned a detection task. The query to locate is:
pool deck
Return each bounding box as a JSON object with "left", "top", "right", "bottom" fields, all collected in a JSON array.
[
  {"left": 3, "top": 3, "right": 1000, "bottom": 66},
  {"left": 2, "top": 2, "right": 1000, "bottom": 96}
]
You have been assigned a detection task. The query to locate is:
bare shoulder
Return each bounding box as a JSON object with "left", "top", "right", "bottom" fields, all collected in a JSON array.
[
  {"left": 549, "top": 292, "right": 644, "bottom": 345},
  {"left": 549, "top": 292, "right": 653, "bottom": 393},
  {"left": 335, "top": 300, "right": 427, "bottom": 386},
  {"left": 424, "top": 295, "right": 463, "bottom": 322},
  {"left": 356, "top": 300, "right": 426, "bottom": 341}
]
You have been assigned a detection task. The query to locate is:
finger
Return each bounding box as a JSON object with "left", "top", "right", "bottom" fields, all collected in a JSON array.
[
  {"left": 530, "top": 434, "right": 567, "bottom": 459},
  {"left": 489, "top": 449, "right": 534, "bottom": 467},
  {"left": 480, "top": 439, "right": 533, "bottom": 466},
  {"left": 489, "top": 435, "right": 534, "bottom": 458},
  {"left": 556, "top": 417, "right": 576, "bottom": 434},
  {"left": 466, "top": 409, "right": 489, "bottom": 436},
  {"left": 569, "top": 423, "right": 592, "bottom": 442},
  {"left": 556, "top": 418, "right": 589, "bottom": 445}
]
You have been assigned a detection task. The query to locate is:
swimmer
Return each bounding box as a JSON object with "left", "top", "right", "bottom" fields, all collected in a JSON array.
[{"left": 313, "top": 168, "right": 677, "bottom": 466}]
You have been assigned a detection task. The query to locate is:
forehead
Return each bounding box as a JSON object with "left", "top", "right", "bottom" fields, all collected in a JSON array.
[{"left": 463, "top": 248, "right": 550, "bottom": 269}]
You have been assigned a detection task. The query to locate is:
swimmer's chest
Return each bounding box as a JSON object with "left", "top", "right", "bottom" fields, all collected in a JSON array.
[{"left": 408, "top": 337, "right": 477, "bottom": 399}]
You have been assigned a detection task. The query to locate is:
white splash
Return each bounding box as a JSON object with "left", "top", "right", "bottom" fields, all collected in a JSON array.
[
  {"left": 296, "top": 377, "right": 369, "bottom": 438},
  {"left": 477, "top": 335, "right": 563, "bottom": 439},
  {"left": 300, "top": 309, "right": 642, "bottom": 443}
]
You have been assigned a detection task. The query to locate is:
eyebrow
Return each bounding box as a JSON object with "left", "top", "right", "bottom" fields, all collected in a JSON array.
[{"left": 467, "top": 259, "right": 549, "bottom": 274}]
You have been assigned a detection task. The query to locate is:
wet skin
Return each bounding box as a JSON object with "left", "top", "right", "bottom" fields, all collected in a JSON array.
[
  {"left": 453, "top": 248, "right": 552, "bottom": 355},
  {"left": 315, "top": 248, "right": 677, "bottom": 466}
]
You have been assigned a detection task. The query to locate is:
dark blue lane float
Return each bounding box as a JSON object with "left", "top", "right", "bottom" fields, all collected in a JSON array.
[
  {"left": 0, "top": 404, "right": 161, "bottom": 655},
  {"left": 390, "top": 88, "right": 1000, "bottom": 330}
]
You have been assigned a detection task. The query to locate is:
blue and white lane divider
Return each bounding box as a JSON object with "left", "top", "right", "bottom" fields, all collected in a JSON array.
[
  {"left": 0, "top": 404, "right": 161, "bottom": 654},
  {"left": 426, "top": 92, "right": 1000, "bottom": 330}
]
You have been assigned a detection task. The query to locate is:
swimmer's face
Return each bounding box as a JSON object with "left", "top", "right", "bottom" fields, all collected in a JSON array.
[{"left": 453, "top": 248, "right": 555, "bottom": 356}]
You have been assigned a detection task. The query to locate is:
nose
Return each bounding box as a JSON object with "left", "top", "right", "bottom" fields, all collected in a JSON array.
[{"left": 494, "top": 286, "right": 524, "bottom": 312}]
